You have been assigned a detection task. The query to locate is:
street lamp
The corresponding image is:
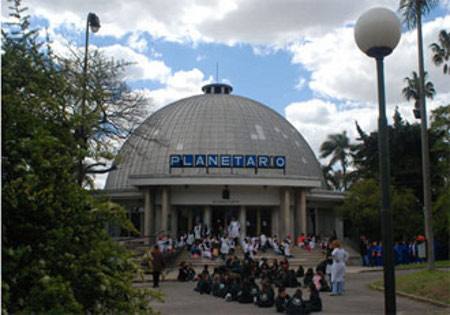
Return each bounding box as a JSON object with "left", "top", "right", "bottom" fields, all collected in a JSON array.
[
  {"left": 78, "top": 12, "right": 100, "bottom": 186},
  {"left": 355, "top": 7, "right": 401, "bottom": 315},
  {"left": 83, "top": 12, "right": 101, "bottom": 102}
]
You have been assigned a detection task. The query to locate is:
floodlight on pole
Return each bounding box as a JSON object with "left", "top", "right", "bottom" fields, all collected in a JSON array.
[{"left": 355, "top": 7, "right": 401, "bottom": 315}]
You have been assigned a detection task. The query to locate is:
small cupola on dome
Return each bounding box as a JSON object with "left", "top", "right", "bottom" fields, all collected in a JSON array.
[{"left": 202, "top": 83, "right": 233, "bottom": 95}]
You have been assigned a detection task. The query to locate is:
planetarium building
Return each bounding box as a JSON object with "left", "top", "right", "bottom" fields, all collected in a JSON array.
[{"left": 104, "top": 83, "right": 343, "bottom": 243}]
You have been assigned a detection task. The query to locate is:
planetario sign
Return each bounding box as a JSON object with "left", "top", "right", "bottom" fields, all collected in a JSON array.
[{"left": 169, "top": 154, "right": 286, "bottom": 169}]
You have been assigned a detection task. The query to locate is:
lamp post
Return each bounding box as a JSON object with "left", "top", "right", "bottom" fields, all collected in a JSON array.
[
  {"left": 355, "top": 8, "right": 401, "bottom": 315},
  {"left": 78, "top": 12, "right": 100, "bottom": 186},
  {"left": 82, "top": 12, "right": 100, "bottom": 115}
]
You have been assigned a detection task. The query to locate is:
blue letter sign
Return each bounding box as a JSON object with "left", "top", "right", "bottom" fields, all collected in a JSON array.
[{"left": 169, "top": 154, "right": 286, "bottom": 169}]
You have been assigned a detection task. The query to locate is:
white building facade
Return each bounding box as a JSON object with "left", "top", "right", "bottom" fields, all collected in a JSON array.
[{"left": 104, "top": 84, "right": 343, "bottom": 243}]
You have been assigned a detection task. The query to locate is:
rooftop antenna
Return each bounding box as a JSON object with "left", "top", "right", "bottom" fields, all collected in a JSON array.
[{"left": 216, "top": 61, "right": 219, "bottom": 83}]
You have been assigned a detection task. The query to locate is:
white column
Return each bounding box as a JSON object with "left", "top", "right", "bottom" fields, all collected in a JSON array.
[
  {"left": 280, "top": 188, "right": 290, "bottom": 238},
  {"left": 314, "top": 208, "right": 319, "bottom": 236},
  {"left": 239, "top": 205, "right": 246, "bottom": 240},
  {"left": 144, "top": 188, "right": 152, "bottom": 245},
  {"left": 161, "top": 187, "right": 170, "bottom": 233},
  {"left": 172, "top": 208, "right": 178, "bottom": 237},
  {"left": 204, "top": 206, "right": 212, "bottom": 228},
  {"left": 294, "top": 189, "right": 302, "bottom": 238},
  {"left": 300, "top": 189, "right": 307, "bottom": 235}
]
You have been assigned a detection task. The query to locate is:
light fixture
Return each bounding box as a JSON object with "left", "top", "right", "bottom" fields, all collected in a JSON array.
[{"left": 355, "top": 7, "right": 401, "bottom": 315}]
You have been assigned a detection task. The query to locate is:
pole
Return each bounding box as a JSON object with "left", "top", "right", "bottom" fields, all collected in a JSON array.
[
  {"left": 77, "top": 15, "right": 91, "bottom": 186},
  {"left": 416, "top": 8, "right": 435, "bottom": 271},
  {"left": 375, "top": 56, "right": 396, "bottom": 315}
]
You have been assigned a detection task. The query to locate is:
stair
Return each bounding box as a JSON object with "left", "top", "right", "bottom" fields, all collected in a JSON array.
[{"left": 167, "top": 245, "right": 328, "bottom": 271}]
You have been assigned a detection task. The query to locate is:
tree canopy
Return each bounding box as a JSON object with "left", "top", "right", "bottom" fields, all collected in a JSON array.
[{"left": 2, "top": 1, "right": 159, "bottom": 313}]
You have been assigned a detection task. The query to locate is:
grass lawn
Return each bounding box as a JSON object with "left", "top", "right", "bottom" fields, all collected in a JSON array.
[
  {"left": 372, "top": 269, "right": 450, "bottom": 305},
  {"left": 396, "top": 260, "right": 450, "bottom": 270}
]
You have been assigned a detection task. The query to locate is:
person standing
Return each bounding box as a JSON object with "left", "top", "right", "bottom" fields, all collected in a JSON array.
[
  {"left": 228, "top": 217, "right": 240, "bottom": 241},
  {"left": 151, "top": 245, "right": 165, "bottom": 288},
  {"left": 359, "top": 235, "right": 368, "bottom": 266},
  {"left": 329, "top": 240, "right": 349, "bottom": 296},
  {"left": 194, "top": 221, "right": 202, "bottom": 242}
]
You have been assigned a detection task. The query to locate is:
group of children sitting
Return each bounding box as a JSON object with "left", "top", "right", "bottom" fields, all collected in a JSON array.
[
  {"left": 180, "top": 253, "right": 331, "bottom": 313},
  {"left": 182, "top": 231, "right": 321, "bottom": 260}
]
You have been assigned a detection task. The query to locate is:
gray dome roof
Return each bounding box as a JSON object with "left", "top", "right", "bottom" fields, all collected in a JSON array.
[{"left": 105, "top": 86, "right": 324, "bottom": 190}]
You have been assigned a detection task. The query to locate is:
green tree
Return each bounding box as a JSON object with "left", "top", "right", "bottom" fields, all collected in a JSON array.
[
  {"left": 2, "top": 1, "right": 160, "bottom": 313},
  {"left": 56, "top": 49, "right": 152, "bottom": 186},
  {"left": 353, "top": 109, "right": 447, "bottom": 203},
  {"left": 399, "top": 0, "right": 439, "bottom": 271},
  {"left": 430, "top": 29, "right": 450, "bottom": 75},
  {"left": 402, "top": 71, "right": 435, "bottom": 118},
  {"left": 320, "top": 131, "right": 353, "bottom": 190},
  {"left": 339, "top": 179, "right": 421, "bottom": 241}
]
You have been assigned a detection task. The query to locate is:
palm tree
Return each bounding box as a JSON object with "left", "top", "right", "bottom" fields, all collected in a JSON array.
[
  {"left": 320, "top": 131, "right": 352, "bottom": 190},
  {"left": 402, "top": 71, "right": 436, "bottom": 118},
  {"left": 430, "top": 29, "right": 450, "bottom": 75},
  {"left": 399, "top": 0, "right": 438, "bottom": 271}
]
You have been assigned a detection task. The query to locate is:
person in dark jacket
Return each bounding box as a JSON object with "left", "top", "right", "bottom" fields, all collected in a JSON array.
[
  {"left": 237, "top": 278, "right": 254, "bottom": 303},
  {"left": 255, "top": 280, "right": 275, "bottom": 307},
  {"left": 151, "top": 245, "right": 166, "bottom": 288},
  {"left": 296, "top": 265, "right": 305, "bottom": 278},
  {"left": 360, "top": 235, "right": 368, "bottom": 266},
  {"left": 285, "top": 289, "right": 310, "bottom": 315},
  {"left": 303, "top": 268, "right": 314, "bottom": 288},
  {"left": 305, "top": 283, "right": 322, "bottom": 312},
  {"left": 177, "top": 261, "right": 189, "bottom": 281},
  {"left": 275, "top": 285, "right": 291, "bottom": 313}
]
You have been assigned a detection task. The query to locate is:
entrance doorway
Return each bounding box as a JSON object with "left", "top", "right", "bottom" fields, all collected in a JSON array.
[
  {"left": 212, "top": 206, "right": 239, "bottom": 236},
  {"left": 245, "top": 207, "right": 272, "bottom": 237}
]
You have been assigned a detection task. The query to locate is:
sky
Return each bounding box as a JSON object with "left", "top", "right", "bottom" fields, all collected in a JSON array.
[{"left": 2, "top": 0, "right": 449, "bottom": 188}]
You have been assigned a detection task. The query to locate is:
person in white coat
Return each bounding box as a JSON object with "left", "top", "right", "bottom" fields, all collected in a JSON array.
[
  {"left": 330, "top": 240, "right": 349, "bottom": 296},
  {"left": 228, "top": 217, "right": 240, "bottom": 240}
]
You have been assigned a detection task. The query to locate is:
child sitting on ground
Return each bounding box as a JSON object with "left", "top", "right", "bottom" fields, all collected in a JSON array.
[
  {"left": 275, "top": 285, "right": 291, "bottom": 313},
  {"left": 305, "top": 283, "right": 322, "bottom": 312}
]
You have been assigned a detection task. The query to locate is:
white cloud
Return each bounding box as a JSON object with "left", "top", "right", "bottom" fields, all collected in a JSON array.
[
  {"left": 289, "top": 15, "right": 450, "bottom": 107},
  {"left": 12, "top": 0, "right": 418, "bottom": 46},
  {"left": 295, "top": 77, "right": 306, "bottom": 91},
  {"left": 100, "top": 44, "right": 171, "bottom": 82},
  {"left": 286, "top": 99, "right": 377, "bottom": 158},
  {"left": 141, "top": 68, "right": 213, "bottom": 109},
  {"left": 127, "top": 31, "right": 148, "bottom": 53}
]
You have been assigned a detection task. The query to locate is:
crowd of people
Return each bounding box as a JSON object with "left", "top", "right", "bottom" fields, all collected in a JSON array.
[
  {"left": 180, "top": 254, "right": 324, "bottom": 314},
  {"left": 168, "top": 218, "right": 330, "bottom": 261},
  {"left": 176, "top": 239, "right": 350, "bottom": 313},
  {"left": 359, "top": 235, "right": 428, "bottom": 267}
]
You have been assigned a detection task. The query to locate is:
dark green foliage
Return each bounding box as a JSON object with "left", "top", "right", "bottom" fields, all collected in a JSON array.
[
  {"left": 2, "top": 1, "right": 159, "bottom": 313},
  {"left": 352, "top": 109, "right": 447, "bottom": 203},
  {"left": 320, "top": 131, "right": 354, "bottom": 190},
  {"left": 339, "top": 179, "right": 422, "bottom": 241},
  {"left": 399, "top": 0, "right": 439, "bottom": 29},
  {"left": 341, "top": 108, "right": 449, "bottom": 244}
]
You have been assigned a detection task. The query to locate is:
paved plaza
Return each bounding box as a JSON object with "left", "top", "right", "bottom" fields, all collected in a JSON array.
[{"left": 135, "top": 270, "right": 449, "bottom": 315}]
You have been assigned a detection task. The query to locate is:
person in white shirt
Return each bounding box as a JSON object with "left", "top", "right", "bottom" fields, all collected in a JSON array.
[
  {"left": 330, "top": 240, "right": 349, "bottom": 296},
  {"left": 260, "top": 233, "right": 268, "bottom": 252},
  {"left": 220, "top": 235, "right": 230, "bottom": 260},
  {"left": 194, "top": 222, "right": 202, "bottom": 241},
  {"left": 283, "top": 240, "right": 293, "bottom": 258},
  {"left": 186, "top": 232, "right": 194, "bottom": 250},
  {"left": 228, "top": 217, "right": 240, "bottom": 240}
]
